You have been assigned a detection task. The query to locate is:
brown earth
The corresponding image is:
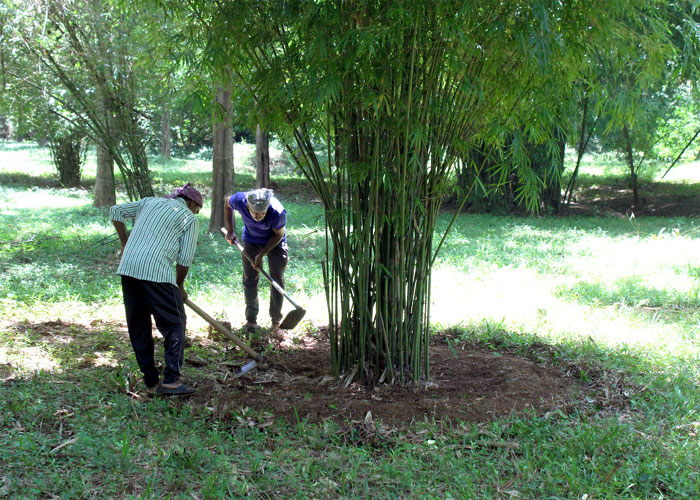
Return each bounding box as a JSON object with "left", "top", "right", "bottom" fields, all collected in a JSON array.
[
  {"left": 187, "top": 340, "right": 574, "bottom": 427},
  {"left": 181, "top": 332, "right": 634, "bottom": 429},
  {"left": 7, "top": 317, "right": 638, "bottom": 431},
  {"left": 566, "top": 181, "right": 700, "bottom": 218}
]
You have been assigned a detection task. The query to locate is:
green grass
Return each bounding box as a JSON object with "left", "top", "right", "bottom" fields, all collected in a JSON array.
[
  {"left": 562, "top": 148, "right": 700, "bottom": 185},
  {"left": 1, "top": 140, "right": 699, "bottom": 498}
]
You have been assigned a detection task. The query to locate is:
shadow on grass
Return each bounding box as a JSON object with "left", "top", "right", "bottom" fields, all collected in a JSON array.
[
  {"left": 555, "top": 277, "right": 700, "bottom": 310},
  {"left": 1, "top": 318, "right": 220, "bottom": 398},
  {"left": 0, "top": 172, "right": 98, "bottom": 190}
]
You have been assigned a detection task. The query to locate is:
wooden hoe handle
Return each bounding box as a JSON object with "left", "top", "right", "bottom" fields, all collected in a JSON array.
[{"left": 184, "top": 298, "right": 262, "bottom": 361}]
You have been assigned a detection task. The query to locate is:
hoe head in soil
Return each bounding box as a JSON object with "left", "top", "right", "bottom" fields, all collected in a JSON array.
[
  {"left": 220, "top": 227, "right": 307, "bottom": 330},
  {"left": 279, "top": 307, "right": 306, "bottom": 330}
]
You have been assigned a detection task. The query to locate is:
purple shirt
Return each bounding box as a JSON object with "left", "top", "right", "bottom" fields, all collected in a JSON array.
[{"left": 228, "top": 192, "right": 287, "bottom": 245}]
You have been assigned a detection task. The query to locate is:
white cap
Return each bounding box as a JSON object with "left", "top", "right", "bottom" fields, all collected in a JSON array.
[{"left": 246, "top": 188, "right": 273, "bottom": 212}]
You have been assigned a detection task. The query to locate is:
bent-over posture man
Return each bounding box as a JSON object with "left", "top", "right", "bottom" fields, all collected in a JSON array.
[
  {"left": 110, "top": 183, "right": 202, "bottom": 396},
  {"left": 223, "top": 188, "right": 287, "bottom": 339}
]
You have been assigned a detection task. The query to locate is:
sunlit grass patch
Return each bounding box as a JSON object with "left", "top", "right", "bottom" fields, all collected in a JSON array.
[
  {"left": 0, "top": 185, "right": 92, "bottom": 210},
  {"left": 0, "top": 141, "right": 55, "bottom": 173},
  {"left": 658, "top": 158, "right": 700, "bottom": 183},
  {"left": 431, "top": 210, "right": 699, "bottom": 372},
  {"left": 430, "top": 262, "right": 694, "bottom": 357},
  {"left": 559, "top": 275, "right": 699, "bottom": 309},
  {"left": 0, "top": 344, "right": 59, "bottom": 374},
  {"left": 1, "top": 142, "right": 699, "bottom": 499}
]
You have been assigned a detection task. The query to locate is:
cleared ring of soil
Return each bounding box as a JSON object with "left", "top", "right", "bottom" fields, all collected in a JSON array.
[{"left": 186, "top": 337, "right": 590, "bottom": 427}]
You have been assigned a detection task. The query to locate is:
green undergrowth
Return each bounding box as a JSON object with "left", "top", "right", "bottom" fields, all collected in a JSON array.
[
  {"left": 2, "top": 323, "right": 699, "bottom": 499},
  {"left": 1, "top": 142, "right": 699, "bottom": 498}
]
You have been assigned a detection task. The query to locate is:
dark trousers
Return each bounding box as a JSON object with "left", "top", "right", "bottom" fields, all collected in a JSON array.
[
  {"left": 121, "top": 275, "right": 186, "bottom": 386},
  {"left": 242, "top": 241, "right": 288, "bottom": 324}
]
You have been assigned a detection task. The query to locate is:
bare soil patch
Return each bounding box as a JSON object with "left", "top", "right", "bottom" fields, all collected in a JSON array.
[
  {"left": 568, "top": 181, "right": 700, "bottom": 217},
  {"left": 185, "top": 335, "right": 606, "bottom": 428},
  {"left": 9, "top": 321, "right": 636, "bottom": 429}
]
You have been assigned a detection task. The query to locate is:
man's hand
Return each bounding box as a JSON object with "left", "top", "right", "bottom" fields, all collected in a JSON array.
[
  {"left": 253, "top": 252, "right": 264, "bottom": 271},
  {"left": 224, "top": 230, "right": 238, "bottom": 245},
  {"left": 179, "top": 286, "right": 188, "bottom": 302}
]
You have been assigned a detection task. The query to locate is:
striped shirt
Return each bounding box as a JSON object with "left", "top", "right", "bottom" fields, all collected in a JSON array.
[{"left": 110, "top": 197, "right": 199, "bottom": 285}]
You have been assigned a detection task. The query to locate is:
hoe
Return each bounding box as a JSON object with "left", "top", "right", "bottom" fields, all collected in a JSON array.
[
  {"left": 184, "top": 298, "right": 262, "bottom": 376},
  {"left": 220, "top": 227, "right": 306, "bottom": 330}
]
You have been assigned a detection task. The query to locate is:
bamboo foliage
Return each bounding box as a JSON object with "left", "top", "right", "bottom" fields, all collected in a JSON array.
[
  {"left": 170, "top": 0, "right": 685, "bottom": 382},
  {"left": 9, "top": 0, "right": 154, "bottom": 200},
  {"left": 227, "top": 0, "right": 556, "bottom": 382}
]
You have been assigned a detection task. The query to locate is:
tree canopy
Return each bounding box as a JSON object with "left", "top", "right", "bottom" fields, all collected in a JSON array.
[{"left": 1, "top": 0, "right": 698, "bottom": 381}]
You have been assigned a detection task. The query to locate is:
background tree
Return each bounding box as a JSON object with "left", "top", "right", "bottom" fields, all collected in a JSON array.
[
  {"left": 560, "top": 1, "right": 700, "bottom": 209},
  {"left": 6, "top": 0, "right": 155, "bottom": 200},
  {"left": 210, "top": 84, "right": 234, "bottom": 232},
  {"left": 255, "top": 124, "right": 270, "bottom": 189},
  {"left": 138, "top": 2, "right": 239, "bottom": 230},
  {"left": 596, "top": 88, "right": 674, "bottom": 207},
  {"left": 48, "top": 124, "right": 88, "bottom": 188}
]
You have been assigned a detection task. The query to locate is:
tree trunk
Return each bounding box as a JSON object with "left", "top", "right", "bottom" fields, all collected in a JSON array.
[
  {"left": 622, "top": 124, "right": 639, "bottom": 207},
  {"left": 119, "top": 118, "right": 153, "bottom": 199},
  {"left": 209, "top": 86, "right": 234, "bottom": 232},
  {"left": 94, "top": 143, "right": 115, "bottom": 206},
  {"left": 255, "top": 124, "right": 270, "bottom": 188},
  {"left": 49, "top": 130, "right": 84, "bottom": 188},
  {"left": 564, "top": 93, "right": 590, "bottom": 207},
  {"left": 161, "top": 107, "right": 171, "bottom": 161},
  {"left": 93, "top": 86, "right": 116, "bottom": 207},
  {"left": 0, "top": 116, "right": 10, "bottom": 139},
  {"left": 542, "top": 129, "right": 566, "bottom": 213}
]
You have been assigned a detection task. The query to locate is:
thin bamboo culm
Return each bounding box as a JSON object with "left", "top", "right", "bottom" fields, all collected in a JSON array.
[{"left": 273, "top": 3, "right": 490, "bottom": 383}]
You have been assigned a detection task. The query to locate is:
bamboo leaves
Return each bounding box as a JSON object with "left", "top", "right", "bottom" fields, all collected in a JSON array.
[{"left": 162, "top": 0, "right": 695, "bottom": 383}]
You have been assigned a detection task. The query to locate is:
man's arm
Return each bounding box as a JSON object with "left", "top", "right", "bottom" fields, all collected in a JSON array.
[
  {"left": 175, "top": 216, "right": 199, "bottom": 302},
  {"left": 110, "top": 200, "right": 141, "bottom": 253},
  {"left": 254, "top": 226, "right": 285, "bottom": 269},
  {"left": 176, "top": 264, "right": 189, "bottom": 301},
  {"left": 111, "top": 220, "right": 129, "bottom": 253},
  {"left": 223, "top": 195, "right": 238, "bottom": 244}
]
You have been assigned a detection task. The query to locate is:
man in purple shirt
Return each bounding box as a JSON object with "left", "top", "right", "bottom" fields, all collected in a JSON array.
[{"left": 223, "top": 188, "right": 288, "bottom": 339}]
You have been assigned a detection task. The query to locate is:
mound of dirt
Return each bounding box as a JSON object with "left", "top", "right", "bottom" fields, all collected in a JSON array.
[{"left": 185, "top": 338, "right": 592, "bottom": 427}]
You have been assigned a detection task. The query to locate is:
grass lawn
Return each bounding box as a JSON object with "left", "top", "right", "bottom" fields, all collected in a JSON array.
[{"left": 1, "top": 140, "right": 699, "bottom": 499}]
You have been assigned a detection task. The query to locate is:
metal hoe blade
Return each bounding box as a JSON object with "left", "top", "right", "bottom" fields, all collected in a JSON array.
[
  {"left": 235, "top": 359, "right": 260, "bottom": 377},
  {"left": 279, "top": 307, "right": 306, "bottom": 330}
]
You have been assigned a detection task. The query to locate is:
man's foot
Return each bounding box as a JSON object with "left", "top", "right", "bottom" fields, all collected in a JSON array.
[
  {"left": 145, "top": 384, "right": 159, "bottom": 396},
  {"left": 270, "top": 322, "right": 285, "bottom": 341},
  {"left": 244, "top": 321, "right": 259, "bottom": 334},
  {"left": 157, "top": 381, "right": 196, "bottom": 396}
]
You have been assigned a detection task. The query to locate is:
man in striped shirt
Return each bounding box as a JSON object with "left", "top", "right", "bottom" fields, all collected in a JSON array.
[{"left": 110, "top": 183, "right": 202, "bottom": 396}]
